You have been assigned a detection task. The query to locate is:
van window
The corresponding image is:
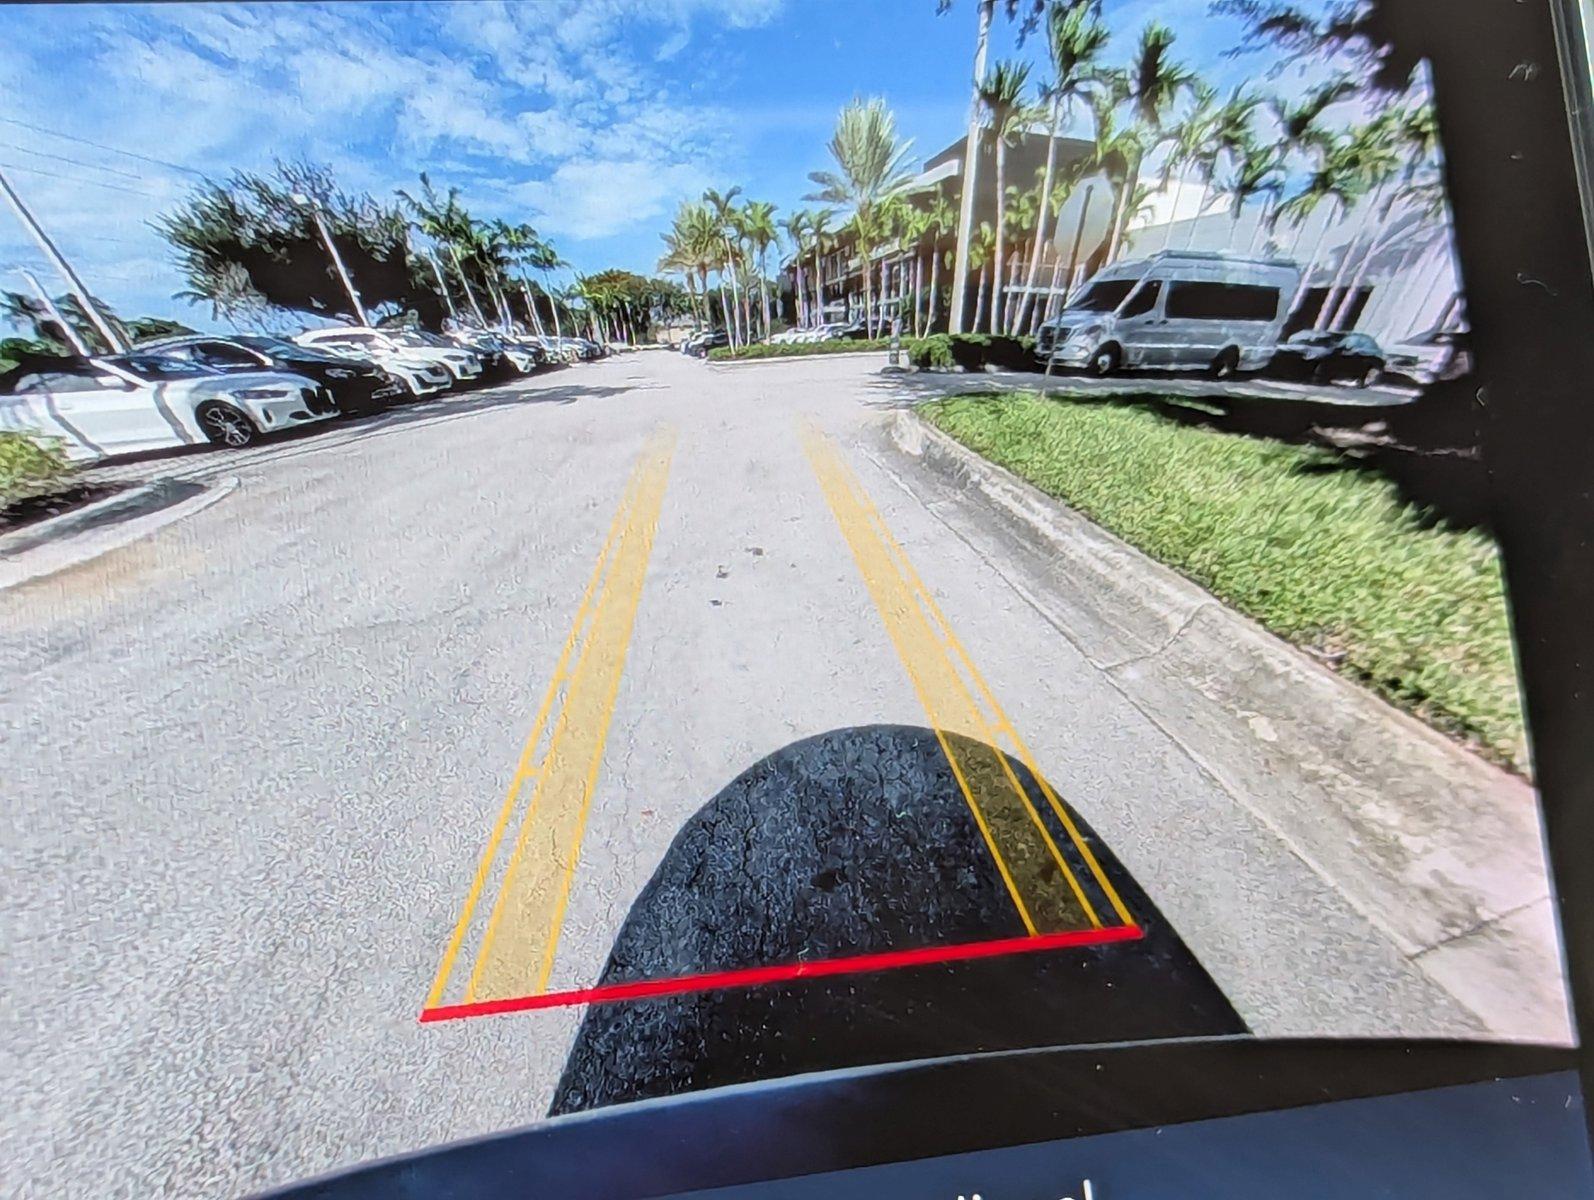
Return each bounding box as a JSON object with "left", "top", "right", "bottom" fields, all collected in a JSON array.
[
  {"left": 1067, "top": 280, "right": 1136, "bottom": 313},
  {"left": 1121, "top": 280, "right": 1162, "bottom": 318},
  {"left": 1166, "top": 281, "right": 1279, "bottom": 321}
]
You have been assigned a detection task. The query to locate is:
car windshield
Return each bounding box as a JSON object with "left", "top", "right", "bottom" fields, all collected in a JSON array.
[
  {"left": 5, "top": 3, "right": 1582, "bottom": 1199},
  {"left": 1064, "top": 279, "right": 1137, "bottom": 313},
  {"left": 102, "top": 354, "right": 215, "bottom": 380}
]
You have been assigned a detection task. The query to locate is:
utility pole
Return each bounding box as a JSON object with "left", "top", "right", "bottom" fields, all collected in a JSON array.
[
  {"left": 948, "top": 0, "right": 994, "bottom": 335},
  {"left": 447, "top": 246, "right": 489, "bottom": 327},
  {"left": 291, "top": 192, "right": 368, "bottom": 327},
  {"left": 17, "top": 268, "right": 90, "bottom": 356},
  {"left": 0, "top": 167, "right": 129, "bottom": 352},
  {"left": 425, "top": 249, "right": 458, "bottom": 323}
]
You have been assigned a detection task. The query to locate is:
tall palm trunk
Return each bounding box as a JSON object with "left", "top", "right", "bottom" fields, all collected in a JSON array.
[
  {"left": 991, "top": 138, "right": 1009, "bottom": 334},
  {"left": 813, "top": 249, "right": 826, "bottom": 327},
  {"left": 915, "top": 252, "right": 927, "bottom": 336},
  {"left": 949, "top": 0, "right": 994, "bottom": 333},
  {"left": 758, "top": 252, "right": 772, "bottom": 336},
  {"left": 928, "top": 244, "right": 942, "bottom": 331},
  {"left": 973, "top": 263, "right": 989, "bottom": 332},
  {"left": 1017, "top": 99, "right": 1062, "bottom": 334},
  {"left": 1329, "top": 185, "right": 1407, "bottom": 331},
  {"left": 1106, "top": 156, "right": 1141, "bottom": 264},
  {"left": 1286, "top": 207, "right": 1344, "bottom": 324},
  {"left": 1314, "top": 199, "right": 1378, "bottom": 331}
]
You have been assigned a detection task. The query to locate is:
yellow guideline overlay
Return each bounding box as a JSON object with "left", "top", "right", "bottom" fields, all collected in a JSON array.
[
  {"left": 426, "top": 430, "right": 675, "bottom": 1008},
  {"left": 802, "top": 424, "right": 1132, "bottom": 935}
]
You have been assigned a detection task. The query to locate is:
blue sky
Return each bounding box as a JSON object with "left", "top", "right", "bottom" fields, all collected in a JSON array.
[{"left": 0, "top": 0, "right": 1343, "bottom": 332}]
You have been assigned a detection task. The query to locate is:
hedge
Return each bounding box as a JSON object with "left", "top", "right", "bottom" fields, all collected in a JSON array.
[{"left": 707, "top": 338, "right": 890, "bottom": 361}]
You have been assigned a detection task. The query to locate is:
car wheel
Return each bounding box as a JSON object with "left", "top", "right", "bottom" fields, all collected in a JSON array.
[
  {"left": 1209, "top": 347, "right": 1240, "bottom": 380},
  {"left": 196, "top": 401, "right": 258, "bottom": 448},
  {"left": 1088, "top": 344, "right": 1121, "bottom": 377}
]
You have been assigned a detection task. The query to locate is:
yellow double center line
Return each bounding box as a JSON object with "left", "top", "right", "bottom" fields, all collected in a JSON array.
[
  {"left": 426, "top": 431, "right": 676, "bottom": 1008},
  {"left": 802, "top": 424, "right": 1132, "bottom": 935}
]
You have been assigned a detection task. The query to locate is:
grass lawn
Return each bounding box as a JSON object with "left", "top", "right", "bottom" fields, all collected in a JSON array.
[{"left": 919, "top": 390, "right": 1526, "bottom": 773}]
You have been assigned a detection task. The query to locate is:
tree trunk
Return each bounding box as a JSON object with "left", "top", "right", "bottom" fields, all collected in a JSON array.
[
  {"left": 813, "top": 249, "right": 825, "bottom": 327},
  {"left": 992, "top": 140, "right": 1008, "bottom": 335},
  {"left": 949, "top": 0, "right": 994, "bottom": 334},
  {"left": 928, "top": 245, "right": 942, "bottom": 332},
  {"left": 1107, "top": 156, "right": 1141, "bottom": 265},
  {"left": 973, "top": 263, "right": 989, "bottom": 332},
  {"left": 1063, "top": 184, "right": 1097, "bottom": 305},
  {"left": 1042, "top": 257, "right": 1066, "bottom": 326},
  {"left": 1285, "top": 207, "right": 1343, "bottom": 325},
  {"left": 1017, "top": 100, "right": 1062, "bottom": 334},
  {"left": 1315, "top": 186, "right": 1386, "bottom": 331}
]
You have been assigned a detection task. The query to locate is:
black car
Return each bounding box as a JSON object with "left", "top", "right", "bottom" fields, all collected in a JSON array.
[
  {"left": 141, "top": 334, "right": 407, "bottom": 415},
  {"left": 1270, "top": 330, "right": 1387, "bottom": 387}
]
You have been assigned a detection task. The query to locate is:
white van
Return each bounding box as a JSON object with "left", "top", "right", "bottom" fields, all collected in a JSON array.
[{"left": 1035, "top": 251, "right": 1303, "bottom": 378}]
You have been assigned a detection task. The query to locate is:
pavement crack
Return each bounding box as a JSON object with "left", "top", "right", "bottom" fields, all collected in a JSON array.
[{"left": 1409, "top": 894, "right": 1552, "bottom": 960}]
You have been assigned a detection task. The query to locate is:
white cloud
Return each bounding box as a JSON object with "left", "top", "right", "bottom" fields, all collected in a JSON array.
[{"left": 516, "top": 159, "right": 713, "bottom": 240}]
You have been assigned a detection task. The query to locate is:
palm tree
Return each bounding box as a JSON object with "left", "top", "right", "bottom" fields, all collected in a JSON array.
[
  {"left": 947, "top": 0, "right": 996, "bottom": 334},
  {"left": 779, "top": 210, "right": 812, "bottom": 328},
  {"left": 1312, "top": 113, "right": 1401, "bottom": 329},
  {"left": 922, "top": 189, "right": 955, "bottom": 332},
  {"left": 1016, "top": 0, "right": 1109, "bottom": 335},
  {"left": 1327, "top": 100, "right": 1438, "bottom": 330},
  {"left": 805, "top": 97, "right": 917, "bottom": 338},
  {"left": 969, "top": 220, "right": 997, "bottom": 332},
  {"left": 1104, "top": 23, "right": 1195, "bottom": 262},
  {"left": 703, "top": 186, "right": 746, "bottom": 346},
  {"left": 808, "top": 207, "right": 837, "bottom": 326},
  {"left": 975, "top": 59, "right": 1032, "bottom": 334},
  {"left": 740, "top": 199, "right": 779, "bottom": 338},
  {"left": 1274, "top": 126, "right": 1374, "bottom": 325},
  {"left": 1153, "top": 81, "right": 1218, "bottom": 251},
  {"left": 1000, "top": 183, "right": 1040, "bottom": 330}
]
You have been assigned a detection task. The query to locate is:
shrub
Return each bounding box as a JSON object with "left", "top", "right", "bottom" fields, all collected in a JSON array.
[
  {"left": 0, "top": 430, "right": 73, "bottom": 508},
  {"left": 941, "top": 333, "right": 1038, "bottom": 372},
  {"left": 707, "top": 338, "right": 889, "bottom": 361},
  {"left": 907, "top": 334, "right": 955, "bottom": 370}
]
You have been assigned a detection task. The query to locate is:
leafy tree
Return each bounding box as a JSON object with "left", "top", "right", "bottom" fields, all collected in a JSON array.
[{"left": 158, "top": 161, "right": 440, "bottom": 328}]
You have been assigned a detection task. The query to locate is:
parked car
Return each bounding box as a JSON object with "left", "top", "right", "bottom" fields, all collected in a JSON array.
[
  {"left": 1383, "top": 327, "right": 1472, "bottom": 386},
  {"left": 292, "top": 327, "right": 482, "bottom": 387},
  {"left": 686, "top": 330, "right": 730, "bottom": 358},
  {"left": 0, "top": 351, "right": 332, "bottom": 460},
  {"left": 139, "top": 334, "right": 406, "bottom": 415},
  {"left": 1036, "top": 250, "right": 1302, "bottom": 378},
  {"left": 1270, "top": 330, "right": 1388, "bottom": 387},
  {"left": 447, "top": 330, "right": 539, "bottom": 374}
]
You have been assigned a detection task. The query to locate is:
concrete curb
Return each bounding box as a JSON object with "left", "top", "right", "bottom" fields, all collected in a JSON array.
[
  {"left": 0, "top": 475, "right": 238, "bottom": 592},
  {"left": 886, "top": 406, "right": 1570, "bottom": 1043}
]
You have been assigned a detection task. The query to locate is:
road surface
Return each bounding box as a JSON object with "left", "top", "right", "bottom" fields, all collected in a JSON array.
[{"left": 0, "top": 351, "right": 1545, "bottom": 1197}]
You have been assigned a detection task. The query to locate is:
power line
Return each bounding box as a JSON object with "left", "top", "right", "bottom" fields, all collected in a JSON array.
[
  {"left": 0, "top": 115, "right": 206, "bottom": 178},
  {"left": 0, "top": 140, "right": 146, "bottom": 182},
  {"left": 0, "top": 161, "right": 160, "bottom": 199}
]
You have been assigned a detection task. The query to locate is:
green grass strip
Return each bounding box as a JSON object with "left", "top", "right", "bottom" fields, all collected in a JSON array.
[{"left": 920, "top": 390, "right": 1525, "bottom": 773}]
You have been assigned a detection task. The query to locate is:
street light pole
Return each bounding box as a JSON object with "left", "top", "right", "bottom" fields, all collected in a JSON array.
[
  {"left": 292, "top": 192, "right": 368, "bottom": 327},
  {"left": 17, "top": 267, "right": 91, "bottom": 356},
  {"left": 0, "top": 167, "right": 129, "bottom": 353}
]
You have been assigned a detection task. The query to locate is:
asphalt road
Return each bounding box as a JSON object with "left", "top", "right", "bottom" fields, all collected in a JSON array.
[{"left": 0, "top": 351, "right": 1525, "bottom": 1197}]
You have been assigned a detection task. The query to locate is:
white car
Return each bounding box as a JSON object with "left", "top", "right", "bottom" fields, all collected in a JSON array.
[
  {"left": 293, "top": 327, "right": 482, "bottom": 386},
  {"left": 0, "top": 352, "right": 334, "bottom": 461}
]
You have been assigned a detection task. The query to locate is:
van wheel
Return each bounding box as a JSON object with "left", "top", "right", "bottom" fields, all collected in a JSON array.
[
  {"left": 1209, "top": 348, "right": 1240, "bottom": 380},
  {"left": 1357, "top": 366, "right": 1381, "bottom": 388},
  {"left": 1088, "top": 344, "right": 1120, "bottom": 377},
  {"left": 196, "top": 402, "right": 257, "bottom": 448}
]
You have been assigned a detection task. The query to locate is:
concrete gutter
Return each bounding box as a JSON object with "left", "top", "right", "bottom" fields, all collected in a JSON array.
[
  {"left": 0, "top": 475, "right": 237, "bottom": 592},
  {"left": 885, "top": 407, "right": 1571, "bottom": 1043}
]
